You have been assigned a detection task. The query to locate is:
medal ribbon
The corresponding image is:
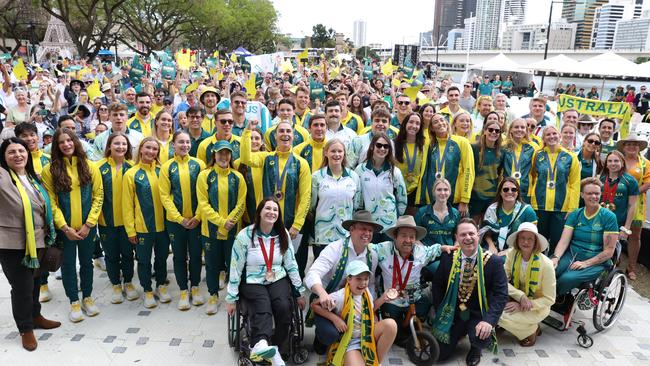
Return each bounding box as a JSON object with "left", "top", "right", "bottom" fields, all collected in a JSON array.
[
  {"left": 391, "top": 253, "right": 413, "bottom": 291},
  {"left": 273, "top": 154, "right": 293, "bottom": 195},
  {"left": 258, "top": 237, "right": 275, "bottom": 273},
  {"left": 603, "top": 178, "right": 619, "bottom": 205},
  {"left": 512, "top": 144, "right": 525, "bottom": 176},
  {"left": 547, "top": 151, "right": 558, "bottom": 184},
  {"left": 404, "top": 143, "right": 418, "bottom": 174},
  {"left": 434, "top": 141, "right": 448, "bottom": 177}
]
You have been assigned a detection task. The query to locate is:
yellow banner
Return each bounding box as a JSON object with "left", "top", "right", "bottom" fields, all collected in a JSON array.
[{"left": 557, "top": 94, "right": 632, "bottom": 139}]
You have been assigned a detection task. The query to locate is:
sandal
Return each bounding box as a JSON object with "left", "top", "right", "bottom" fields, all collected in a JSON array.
[{"left": 519, "top": 326, "right": 541, "bottom": 347}]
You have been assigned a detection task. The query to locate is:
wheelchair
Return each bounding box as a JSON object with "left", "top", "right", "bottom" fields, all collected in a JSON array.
[
  {"left": 227, "top": 293, "right": 309, "bottom": 365},
  {"left": 543, "top": 242, "right": 628, "bottom": 348}
]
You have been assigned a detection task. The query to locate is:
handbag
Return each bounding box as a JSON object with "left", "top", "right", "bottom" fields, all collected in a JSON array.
[{"left": 40, "top": 245, "right": 63, "bottom": 272}]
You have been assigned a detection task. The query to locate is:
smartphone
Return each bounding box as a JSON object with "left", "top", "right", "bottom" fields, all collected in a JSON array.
[{"left": 39, "top": 108, "right": 48, "bottom": 116}]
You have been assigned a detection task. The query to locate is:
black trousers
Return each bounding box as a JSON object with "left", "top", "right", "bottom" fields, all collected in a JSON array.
[
  {"left": 437, "top": 315, "right": 491, "bottom": 361},
  {"left": 0, "top": 249, "right": 42, "bottom": 333},
  {"left": 240, "top": 277, "right": 293, "bottom": 349}
]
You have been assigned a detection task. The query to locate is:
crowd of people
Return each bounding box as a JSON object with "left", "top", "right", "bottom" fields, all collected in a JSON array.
[{"left": 0, "top": 53, "right": 649, "bottom": 366}]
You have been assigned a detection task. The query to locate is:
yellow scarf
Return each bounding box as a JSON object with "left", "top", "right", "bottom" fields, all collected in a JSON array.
[
  {"left": 512, "top": 251, "right": 541, "bottom": 298},
  {"left": 326, "top": 283, "right": 378, "bottom": 366},
  {"left": 10, "top": 170, "right": 38, "bottom": 268}
]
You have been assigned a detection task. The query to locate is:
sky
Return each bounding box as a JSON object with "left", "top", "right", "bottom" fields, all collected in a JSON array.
[{"left": 272, "top": 0, "right": 557, "bottom": 47}]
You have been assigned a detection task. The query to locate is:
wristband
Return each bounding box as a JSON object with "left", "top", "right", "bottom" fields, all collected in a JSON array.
[{"left": 620, "top": 226, "right": 632, "bottom": 235}]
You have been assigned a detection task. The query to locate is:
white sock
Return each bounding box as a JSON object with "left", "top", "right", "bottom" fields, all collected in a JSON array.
[{"left": 270, "top": 351, "right": 285, "bottom": 366}]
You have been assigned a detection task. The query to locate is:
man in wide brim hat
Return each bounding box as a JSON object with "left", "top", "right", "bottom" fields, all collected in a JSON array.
[
  {"left": 384, "top": 215, "right": 427, "bottom": 241},
  {"left": 341, "top": 210, "right": 383, "bottom": 232}
]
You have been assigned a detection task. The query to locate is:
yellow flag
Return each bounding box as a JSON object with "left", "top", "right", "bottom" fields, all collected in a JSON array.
[
  {"left": 381, "top": 59, "right": 395, "bottom": 77},
  {"left": 13, "top": 58, "right": 28, "bottom": 81},
  {"left": 403, "top": 86, "right": 421, "bottom": 101},
  {"left": 329, "top": 66, "right": 340, "bottom": 79},
  {"left": 176, "top": 50, "right": 192, "bottom": 71},
  {"left": 87, "top": 80, "right": 102, "bottom": 100},
  {"left": 217, "top": 71, "right": 225, "bottom": 81},
  {"left": 289, "top": 86, "right": 298, "bottom": 94},
  {"left": 185, "top": 81, "right": 199, "bottom": 94},
  {"left": 230, "top": 53, "right": 238, "bottom": 63},
  {"left": 418, "top": 97, "right": 431, "bottom": 106},
  {"left": 296, "top": 49, "right": 308, "bottom": 62},
  {"left": 244, "top": 73, "right": 256, "bottom": 100},
  {"left": 213, "top": 50, "right": 219, "bottom": 58},
  {"left": 281, "top": 60, "right": 294, "bottom": 74},
  {"left": 391, "top": 78, "right": 401, "bottom": 88}
]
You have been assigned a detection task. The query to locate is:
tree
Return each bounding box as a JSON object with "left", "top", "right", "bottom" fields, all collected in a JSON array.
[
  {"left": 116, "top": 0, "right": 194, "bottom": 56},
  {"left": 0, "top": 1, "right": 47, "bottom": 54},
  {"left": 355, "top": 46, "right": 378, "bottom": 61},
  {"left": 311, "top": 24, "right": 336, "bottom": 48},
  {"left": 40, "top": 0, "right": 127, "bottom": 60}
]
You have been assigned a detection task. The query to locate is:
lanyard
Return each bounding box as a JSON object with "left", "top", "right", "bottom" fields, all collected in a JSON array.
[
  {"left": 547, "top": 151, "right": 559, "bottom": 183},
  {"left": 512, "top": 144, "right": 526, "bottom": 174},
  {"left": 404, "top": 143, "right": 418, "bottom": 173},
  {"left": 391, "top": 253, "right": 413, "bottom": 291},
  {"left": 258, "top": 237, "right": 275, "bottom": 272},
  {"left": 434, "top": 141, "right": 448, "bottom": 176},
  {"left": 273, "top": 154, "right": 293, "bottom": 194},
  {"left": 603, "top": 178, "right": 619, "bottom": 204}
]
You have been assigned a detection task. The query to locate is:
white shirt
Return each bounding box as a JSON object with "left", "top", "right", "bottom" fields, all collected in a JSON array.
[
  {"left": 325, "top": 124, "right": 357, "bottom": 146},
  {"left": 304, "top": 237, "right": 378, "bottom": 294}
]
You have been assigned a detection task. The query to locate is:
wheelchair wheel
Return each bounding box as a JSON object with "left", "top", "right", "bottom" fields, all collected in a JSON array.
[
  {"left": 577, "top": 334, "right": 593, "bottom": 348},
  {"left": 406, "top": 331, "right": 439, "bottom": 366},
  {"left": 593, "top": 270, "right": 627, "bottom": 331},
  {"left": 238, "top": 355, "right": 254, "bottom": 366},
  {"left": 291, "top": 346, "right": 309, "bottom": 364},
  {"left": 228, "top": 312, "right": 237, "bottom": 348}
]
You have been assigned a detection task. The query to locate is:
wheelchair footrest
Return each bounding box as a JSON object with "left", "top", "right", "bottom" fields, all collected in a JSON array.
[{"left": 543, "top": 315, "right": 567, "bottom": 331}]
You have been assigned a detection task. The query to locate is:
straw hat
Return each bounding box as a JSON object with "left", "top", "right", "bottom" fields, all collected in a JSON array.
[
  {"left": 341, "top": 210, "right": 383, "bottom": 232},
  {"left": 616, "top": 135, "right": 648, "bottom": 152},
  {"left": 385, "top": 215, "right": 427, "bottom": 241},
  {"left": 505, "top": 222, "right": 549, "bottom": 253}
]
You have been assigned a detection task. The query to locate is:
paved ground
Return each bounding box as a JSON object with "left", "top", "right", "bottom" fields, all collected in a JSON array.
[{"left": 1, "top": 258, "right": 649, "bottom": 366}]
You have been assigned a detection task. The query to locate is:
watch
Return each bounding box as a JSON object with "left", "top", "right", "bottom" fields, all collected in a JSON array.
[{"left": 620, "top": 226, "right": 632, "bottom": 235}]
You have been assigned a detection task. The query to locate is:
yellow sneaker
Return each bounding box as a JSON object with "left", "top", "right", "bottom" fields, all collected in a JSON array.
[
  {"left": 39, "top": 284, "right": 51, "bottom": 303},
  {"left": 178, "top": 290, "right": 191, "bottom": 311},
  {"left": 144, "top": 291, "right": 157, "bottom": 308},
  {"left": 191, "top": 286, "right": 205, "bottom": 306},
  {"left": 111, "top": 284, "right": 124, "bottom": 304},
  {"left": 81, "top": 297, "right": 100, "bottom": 316},
  {"left": 124, "top": 283, "right": 139, "bottom": 301},
  {"left": 205, "top": 294, "right": 219, "bottom": 315},
  {"left": 69, "top": 301, "right": 84, "bottom": 323}
]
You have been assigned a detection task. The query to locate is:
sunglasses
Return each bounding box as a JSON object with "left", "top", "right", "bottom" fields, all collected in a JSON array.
[
  {"left": 233, "top": 100, "right": 246, "bottom": 105},
  {"left": 375, "top": 142, "right": 390, "bottom": 150},
  {"left": 397, "top": 101, "right": 410, "bottom": 106},
  {"left": 99, "top": 108, "right": 108, "bottom": 111},
  {"left": 585, "top": 139, "right": 601, "bottom": 146},
  {"left": 487, "top": 127, "right": 501, "bottom": 134},
  {"left": 502, "top": 187, "right": 518, "bottom": 193},
  {"left": 219, "top": 119, "right": 234, "bottom": 125},
  {"left": 464, "top": 85, "right": 471, "bottom": 88}
]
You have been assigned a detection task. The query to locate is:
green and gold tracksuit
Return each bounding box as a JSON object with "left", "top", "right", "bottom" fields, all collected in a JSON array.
[
  {"left": 42, "top": 157, "right": 104, "bottom": 303},
  {"left": 416, "top": 134, "right": 475, "bottom": 206},
  {"left": 127, "top": 113, "right": 154, "bottom": 136},
  {"left": 264, "top": 120, "right": 310, "bottom": 151},
  {"left": 293, "top": 138, "right": 326, "bottom": 174},
  {"left": 122, "top": 162, "right": 168, "bottom": 292},
  {"left": 197, "top": 134, "right": 241, "bottom": 166},
  {"left": 157, "top": 135, "right": 175, "bottom": 164},
  {"left": 529, "top": 147, "right": 581, "bottom": 251},
  {"left": 297, "top": 108, "right": 313, "bottom": 130},
  {"left": 201, "top": 114, "right": 217, "bottom": 135},
  {"left": 470, "top": 143, "right": 504, "bottom": 216},
  {"left": 341, "top": 111, "right": 364, "bottom": 135},
  {"left": 96, "top": 158, "right": 135, "bottom": 286},
  {"left": 241, "top": 129, "right": 312, "bottom": 231},
  {"left": 197, "top": 166, "right": 246, "bottom": 295},
  {"left": 159, "top": 155, "right": 206, "bottom": 291},
  {"left": 395, "top": 142, "right": 426, "bottom": 196},
  {"left": 31, "top": 149, "right": 50, "bottom": 176},
  {"left": 502, "top": 141, "right": 538, "bottom": 203}
]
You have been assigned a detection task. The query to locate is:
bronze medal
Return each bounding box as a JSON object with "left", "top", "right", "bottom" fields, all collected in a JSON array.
[
  {"left": 385, "top": 288, "right": 399, "bottom": 300},
  {"left": 274, "top": 191, "right": 283, "bottom": 200}
]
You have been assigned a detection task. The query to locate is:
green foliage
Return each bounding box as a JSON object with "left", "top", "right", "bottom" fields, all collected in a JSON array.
[
  {"left": 635, "top": 57, "right": 650, "bottom": 64},
  {"left": 311, "top": 24, "right": 336, "bottom": 48},
  {"left": 355, "top": 46, "right": 378, "bottom": 61}
]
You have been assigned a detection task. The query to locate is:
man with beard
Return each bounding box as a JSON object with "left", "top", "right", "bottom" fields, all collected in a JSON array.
[
  {"left": 324, "top": 100, "right": 357, "bottom": 146},
  {"left": 127, "top": 92, "right": 154, "bottom": 136}
]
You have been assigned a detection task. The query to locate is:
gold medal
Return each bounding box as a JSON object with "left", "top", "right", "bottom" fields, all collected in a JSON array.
[
  {"left": 265, "top": 271, "right": 275, "bottom": 282},
  {"left": 435, "top": 172, "right": 443, "bottom": 180},
  {"left": 406, "top": 173, "right": 415, "bottom": 183},
  {"left": 547, "top": 181, "right": 555, "bottom": 189},
  {"left": 459, "top": 303, "right": 467, "bottom": 311}
]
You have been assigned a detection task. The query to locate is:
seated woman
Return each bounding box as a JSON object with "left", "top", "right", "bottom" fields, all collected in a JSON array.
[
  {"left": 498, "top": 222, "right": 556, "bottom": 347},
  {"left": 480, "top": 177, "right": 538, "bottom": 255},
  {"left": 551, "top": 177, "right": 619, "bottom": 296},
  {"left": 312, "top": 260, "right": 397, "bottom": 366},
  {"left": 225, "top": 198, "right": 306, "bottom": 366}
]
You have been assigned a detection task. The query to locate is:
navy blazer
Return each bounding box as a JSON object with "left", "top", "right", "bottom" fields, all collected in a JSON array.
[{"left": 431, "top": 251, "right": 508, "bottom": 326}]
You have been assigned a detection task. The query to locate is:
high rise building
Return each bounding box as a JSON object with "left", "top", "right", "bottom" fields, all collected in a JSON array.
[
  {"left": 503, "top": 0, "right": 528, "bottom": 25},
  {"left": 463, "top": 16, "right": 477, "bottom": 49},
  {"left": 591, "top": 0, "right": 643, "bottom": 49},
  {"left": 562, "top": 0, "right": 608, "bottom": 48},
  {"left": 613, "top": 9, "right": 650, "bottom": 50},
  {"left": 433, "top": 0, "right": 477, "bottom": 47},
  {"left": 500, "top": 21, "right": 577, "bottom": 50},
  {"left": 472, "top": 0, "right": 503, "bottom": 49},
  {"left": 352, "top": 20, "right": 367, "bottom": 48}
]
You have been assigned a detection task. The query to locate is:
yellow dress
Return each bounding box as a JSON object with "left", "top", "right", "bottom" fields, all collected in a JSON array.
[{"left": 498, "top": 248, "right": 556, "bottom": 339}]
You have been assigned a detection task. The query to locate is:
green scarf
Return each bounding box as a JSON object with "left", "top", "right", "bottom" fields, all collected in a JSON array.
[
  {"left": 326, "top": 283, "right": 378, "bottom": 366},
  {"left": 511, "top": 251, "right": 541, "bottom": 298},
  {"left": 431, "top": 247, "right": 498, "bottom": 354},
  {"left": 10, "top": 170, "right": 56, "bottom": 269}
]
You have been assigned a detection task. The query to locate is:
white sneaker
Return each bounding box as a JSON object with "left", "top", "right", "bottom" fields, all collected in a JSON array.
[
  {"left": 250, "top": 339, "right": 277, "bottom": 362},
  {"left": 82, "top": 297, "right": 100, "bottom": 316},
  {"left": 39, "top": 284, "right": 51, "bottom": 302},
  {"left": 111, "top": 284, "right": 124, "bottom": 304},
  {"left": 270, "top": 351, "right": 286, "bottom": 366},
  {"left": 124, "top": 283, "right": 139, "bottom": 301},
  {"left": 157, "top": 285, "right": 171, "bottom": 303},
  {"left": 191, "top": 286, "right": 205, "bottom": 306},
  {"left": 219, "top": 271, "right": 227, "bottom": 290},
  {"left": 69, "top": 301, "right": 84, "bottom": 323},
  {"left": 94, "top": 257, "right": 106, "bottom": 271},
  {"left": 205, "top": 294, "right": 219, "bottom": 315},
  {"left": 178, "top": 290, "right": 191, "bottom": 311},
  {"left": 144, "top": 291, "right": 157, "bottom": 308}
]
